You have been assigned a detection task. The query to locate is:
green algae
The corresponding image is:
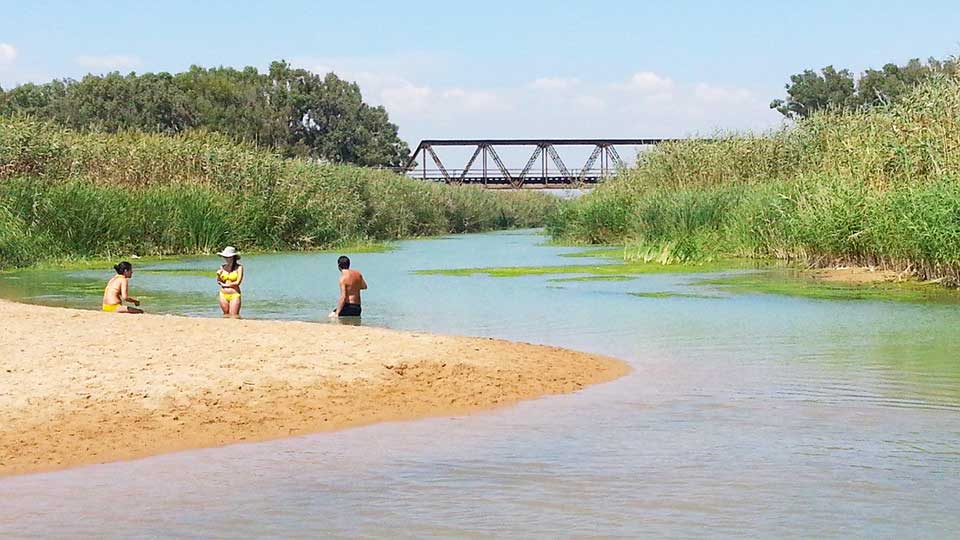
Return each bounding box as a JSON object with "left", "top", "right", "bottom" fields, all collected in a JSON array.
[
  {"left": 138, "top": 268, "right": 218, "bottom": 277},
  {"left": 629, "top": 291, "right": 724, "bottom": 300},
  {"left": 558, "top": 246, "right": 627, "bottom": 259},
  {"left": 0, "top": 241, "right": 395, "bottom": 275},
  {"left": 328, "top": 242, "right": 395, "bottom": 254},
  {"left": 698, "top": 270, "right": 960, "bottom": 304},
  {"left": 7, "top": 254, "right": 183, "bottom": 273},
  {"left": 416, "top": 259, "right": 756, "bottom": 278},
  {"left": 548, "top": 275, "right": 637, "bottom": 283}
]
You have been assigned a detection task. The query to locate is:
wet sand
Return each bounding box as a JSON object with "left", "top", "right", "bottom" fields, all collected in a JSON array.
[{"left": 0, "top": 300, "right": 628, "bottom": 477}]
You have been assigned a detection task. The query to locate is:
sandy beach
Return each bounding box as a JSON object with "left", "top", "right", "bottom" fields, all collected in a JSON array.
[{"left": 0, "top": 299, "right": 628, "bottom": 477}]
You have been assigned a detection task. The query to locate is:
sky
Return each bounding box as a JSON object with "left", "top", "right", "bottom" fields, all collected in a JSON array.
[{"left": 1, "top": 0, "right": 959, "bottom": 153}]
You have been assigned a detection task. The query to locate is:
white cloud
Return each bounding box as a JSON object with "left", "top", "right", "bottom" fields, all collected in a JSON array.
[
  {"left": 296, "top": 53, "right": 446, "bottom": 115},
  {"left": 75, "top": 54, "right": 142, "bottom": 71},
  {"left": 573, "top": 95, "right": 606, "bottom": 112},
  {"left": 294, "top": 55, "right": 511, "bottom": 119},
  {"left": 381, "top": 81, "right": 433, "bottom": 113},
  {"left": 0, "top": 43, "right": 16, "bottom": 67},
  {"left": 441, "top": 88, "right": 506, "bottom": 112},
  {"left": 623, "top": 71, "right": 674, "bottom": 93},
  {"left": 531, "top": 77, "right": 580, "bottom": 90},
  {"left": 694, "top": 83, "right": 752, "bottom": 104}
]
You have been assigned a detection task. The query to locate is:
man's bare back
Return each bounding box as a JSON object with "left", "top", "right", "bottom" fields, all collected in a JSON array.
[{"left": 340, "top": 269, "right": 366, "bottom": 305}]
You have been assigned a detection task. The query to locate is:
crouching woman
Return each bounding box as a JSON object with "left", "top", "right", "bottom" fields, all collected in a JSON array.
[{"left": 102, "top": 261, "right": 143, "bottom": 314}]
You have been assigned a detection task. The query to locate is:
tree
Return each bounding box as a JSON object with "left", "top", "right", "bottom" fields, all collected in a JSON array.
[
  {"left": 856, "top": 57, "right": 957, "bottom": 107},
  {"left": 0, "top": 61, "right": 410, "bottom": 167},
  {"left": 770, "top": 66, "right": 855, "bottom": 120},
  {"left": 771, "top": 56, "right": 958, "bottom": 119},
  {"left": 1, "top": 80, "right": 69, "bottom": 117}
]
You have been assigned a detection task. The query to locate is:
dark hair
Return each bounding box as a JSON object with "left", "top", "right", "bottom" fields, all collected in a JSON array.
[
  {"left": 337, "top": 256, "right": 350, "bottom": 270},
  {"left": 114, "top": 261, "right": 133, "bottom": 274}
]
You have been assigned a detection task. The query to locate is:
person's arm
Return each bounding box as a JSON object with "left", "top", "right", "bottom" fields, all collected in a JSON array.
[
  {"left": 221, "top": 266, "right": 244, "bottom": 287},
  {"left": 120, "top": 278, "right": 140, "bottom": 306},
  {"left": 359, "top": 274, "right": 368, "bottom": 290},
  {"left": 331, "top": 279, "right": 347, "bottom": 316}
]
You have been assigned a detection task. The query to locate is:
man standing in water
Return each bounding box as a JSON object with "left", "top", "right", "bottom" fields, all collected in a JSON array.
[{"left": 330, "top": 255, "right": 367, "bottom": 318}]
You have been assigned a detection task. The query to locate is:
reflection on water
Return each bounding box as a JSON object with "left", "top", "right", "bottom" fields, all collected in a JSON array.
[
  {"left": 331, "top": 316, "right": 363, "bottom": 327},
  {"left": 2, "top": 230, "right": 960, "bottom": 537}
]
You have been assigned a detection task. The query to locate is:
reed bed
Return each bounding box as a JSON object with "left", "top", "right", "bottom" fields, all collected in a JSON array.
[
  {"left": 550, "top": 76, "right": 960, "bottom": 284},
  {"left": 0, "top": 118, "right": 558, "bottom": 268}
]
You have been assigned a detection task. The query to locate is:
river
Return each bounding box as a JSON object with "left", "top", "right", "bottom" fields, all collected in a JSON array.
[{"left": 2, "top": 230, "right": 959, "bottom": 538}]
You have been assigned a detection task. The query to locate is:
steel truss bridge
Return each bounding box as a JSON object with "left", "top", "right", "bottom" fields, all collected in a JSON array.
[{"left": 402, "top": 139, "right": 675, "bottom": 189}]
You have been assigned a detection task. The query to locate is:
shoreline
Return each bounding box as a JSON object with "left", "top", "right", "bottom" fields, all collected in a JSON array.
[{"left": 0, "top": 299, "right": 629, "bottom": 477}]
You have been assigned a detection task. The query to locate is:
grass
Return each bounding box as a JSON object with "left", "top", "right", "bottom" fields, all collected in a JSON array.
[
  {"left": 0, "top": 117, "right": 559, "bottom": 269},
  {"left": 549, "top": 75, "right": 960, "bottom": 286}
]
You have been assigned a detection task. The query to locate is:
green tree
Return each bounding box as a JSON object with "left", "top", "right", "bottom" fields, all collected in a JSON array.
[
  {"left": 856, "top": 57, "right": 957, "bottom": 107},
  {"left": 0, "top": 61, "right": 410, "bottom": 167},
  {"left": 1, "top": 80, "right": 69, "bottom": 117},
  {"left": 264, "top": 61, "right": 409, "bottom": 166},
  {"left": 771, "top": 56, "right": 959, "bottom": 119},
  {"left": 770, "top": 66, "right": 856, "bottom": 120}
]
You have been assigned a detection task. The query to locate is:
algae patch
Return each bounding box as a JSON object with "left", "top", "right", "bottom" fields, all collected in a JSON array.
[
  {"left": 139, "top": 268, "right": 217, "bottom": 277},
  {"left": 548, "top": 275, "right": 637, "bottom": 283},
  {"left": 558, "top": 246, "right": 627, "bottom": 259},
  {"left": 629, "top": 291, "right": 724, "bottom": 300},
  {"left": 698, "top": 271, "right": 960, "bottom": 304},
  {"left": 416, "top": 259, "right": 749, "bottom": 278}
]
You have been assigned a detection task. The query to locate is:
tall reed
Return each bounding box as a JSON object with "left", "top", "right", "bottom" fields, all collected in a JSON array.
[
  {"left": 0, "top": 118, "right": 558, "bottom": 268},
  {"left": 550, "top": 76, "right": 960, "bottom": 284}
]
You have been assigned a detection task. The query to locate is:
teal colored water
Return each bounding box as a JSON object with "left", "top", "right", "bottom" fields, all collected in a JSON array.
[{"left": 2, "top": 230, "right": 959, "bottom": 538}]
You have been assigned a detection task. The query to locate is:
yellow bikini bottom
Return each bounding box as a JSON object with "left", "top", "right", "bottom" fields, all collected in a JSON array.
[
  {"left": 102, "top": 303, "right": 120, "bottom": 312},
  {"left": 219, "top": 291, "right": 241, "bottom": 302}
]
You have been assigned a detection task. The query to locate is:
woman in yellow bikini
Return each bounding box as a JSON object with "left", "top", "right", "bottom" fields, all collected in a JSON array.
[
  {"left": 216, "top": 246, "right": 243, "bottom": 317},
  {"left": 102, "top": 261, "right": 143, "bottom": 314}
]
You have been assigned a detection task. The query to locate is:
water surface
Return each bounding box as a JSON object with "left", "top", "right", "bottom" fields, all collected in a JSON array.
[{"left": 2, "top": 230, "right": 959, "bottom": 538}]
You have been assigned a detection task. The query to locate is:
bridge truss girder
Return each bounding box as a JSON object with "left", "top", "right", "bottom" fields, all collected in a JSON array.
[{"left": 404, "top": 139, "right": 672, "bottom": 189}]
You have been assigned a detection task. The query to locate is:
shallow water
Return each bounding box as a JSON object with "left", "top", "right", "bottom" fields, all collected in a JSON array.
[{"left": 2, "top": 230, "right": 959, "bottom": 538}]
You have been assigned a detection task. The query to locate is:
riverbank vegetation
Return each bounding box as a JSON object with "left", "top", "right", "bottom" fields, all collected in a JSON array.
[
  {"left": 0, "top": 118, "right": 557, "bottom": 269},
  {"left": 550, "top": 74, "right": 960, "bottom": 285}
]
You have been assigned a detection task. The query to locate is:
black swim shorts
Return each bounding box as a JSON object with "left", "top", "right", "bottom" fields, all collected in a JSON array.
[{"left": 339, "top": 303, "right": 362, "bottom": 317}]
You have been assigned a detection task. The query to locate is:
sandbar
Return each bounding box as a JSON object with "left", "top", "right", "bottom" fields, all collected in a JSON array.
[{"left": 0, "top": 300, "right": 627, "bottom": 477}]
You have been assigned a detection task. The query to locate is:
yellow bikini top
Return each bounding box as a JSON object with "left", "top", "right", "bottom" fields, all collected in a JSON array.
[{"left": 218, "top": 267, "right": 240, "bottom": 281}]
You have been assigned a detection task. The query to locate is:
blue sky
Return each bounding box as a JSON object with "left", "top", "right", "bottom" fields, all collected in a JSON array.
[{"left": 1, "top": 0, "right": 959, "bottom": 148}]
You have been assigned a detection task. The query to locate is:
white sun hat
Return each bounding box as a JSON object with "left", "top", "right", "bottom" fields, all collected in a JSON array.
[{"left": 217, "top": 246, "right": 239, "bottom": 258}]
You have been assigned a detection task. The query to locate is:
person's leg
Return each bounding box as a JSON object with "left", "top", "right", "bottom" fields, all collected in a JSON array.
[
  {"left": 228, "top": 296, "right": 242, "bottom": 317},
  {"left": 116, "top": 306, "right": 143, "bottom": 314},
  {"left": 218, "top": 293, "right": 230, "bottom": 315}
]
